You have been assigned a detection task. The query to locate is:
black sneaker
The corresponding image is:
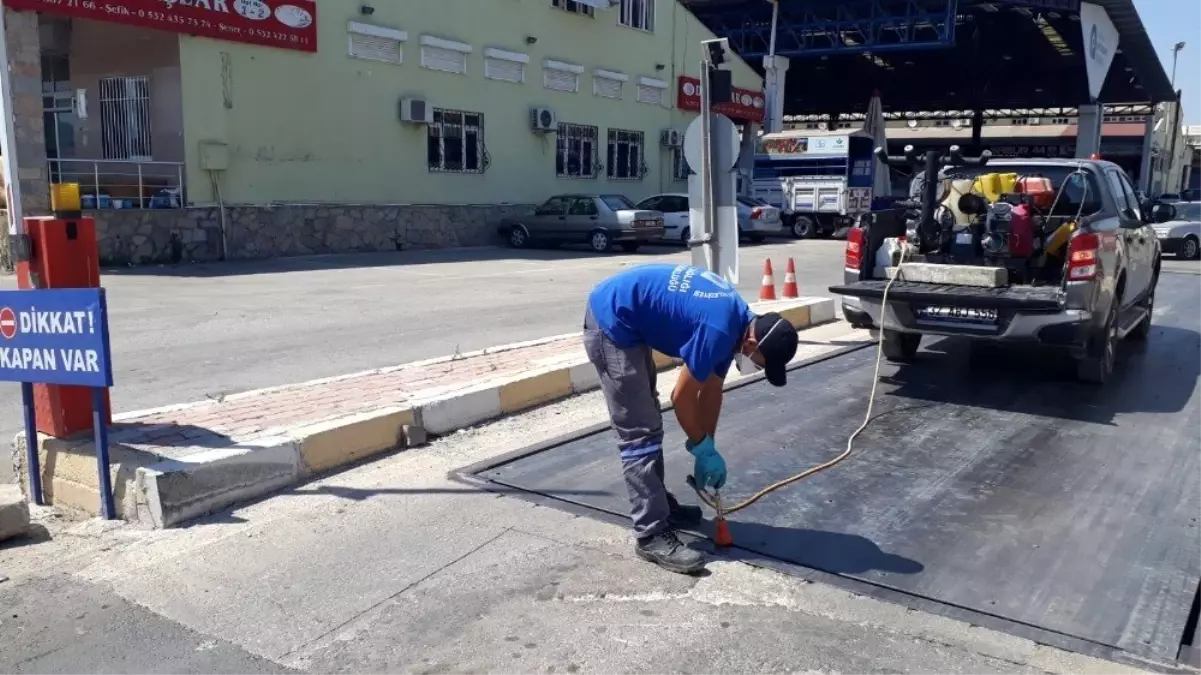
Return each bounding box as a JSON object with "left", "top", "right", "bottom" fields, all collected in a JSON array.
[
  {"left": 666, "top": 492, "right": 703, "bottom": 527},
  {"left": 635, "top": 530, "right": 706, "bottom": 574}
]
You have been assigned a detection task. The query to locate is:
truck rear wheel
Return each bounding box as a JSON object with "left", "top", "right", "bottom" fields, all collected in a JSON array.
[
  {"left": 1076, "top": 303, "right": 1117, "bottom": 384},
  {"left": 881, "top": 329, "right": 921, "bottom": 363},
  {"left": 791, "top": 216, "right": 816, "bottom": 239}
]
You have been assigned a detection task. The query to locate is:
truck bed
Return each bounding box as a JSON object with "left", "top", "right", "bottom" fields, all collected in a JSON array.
[{"left": 828, "top": 279, "right": 1063, "bottom": 310}]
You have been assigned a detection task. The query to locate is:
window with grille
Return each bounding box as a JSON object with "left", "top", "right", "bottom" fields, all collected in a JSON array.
[
  {"left": 99, "top": 76, "right": 152, "bottom": 160},
  {"left": 636, "top": 80, "right": 666, "bottom": 105},
  {"left": 618, "top": 0, "right": 653, "bottom": 31},
  {"left": 484, "top": 49, "right": 526, "bottom": 83},
  {"left": 422, "top": 45, "right": 468, "bottom": 74},
  {"left": 606, "top": 128, "right": 645, "bottom": 181},
  {"left": 552, "top": 0, "right": 594, "bottom": 17},
  {"left": 556, "top": 122, "right": 599, "bottom": 179},
  {"left": 594, "top": 75, "right": 623, "bottom": 99},
  {"left": 544, "top": 66, "right": 580, "bottom": 93},
  {"left": 672, "top": 147, "right": 690, "bottom": 181},
  {"left": 428, "top": 109, "right": 487, "bottom": 174}
]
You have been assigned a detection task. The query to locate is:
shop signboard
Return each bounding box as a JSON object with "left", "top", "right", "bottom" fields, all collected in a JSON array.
[
  {"left": 677, "top": 75, "right": 765, "bottom": 123},
  {"left": 6, "top": 0, "right": 317, "bottom": 53}
]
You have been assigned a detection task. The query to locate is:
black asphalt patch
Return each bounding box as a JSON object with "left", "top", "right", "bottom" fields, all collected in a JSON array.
[{"left": 456, "top": 272, "right": 1201, "bottom": 669}]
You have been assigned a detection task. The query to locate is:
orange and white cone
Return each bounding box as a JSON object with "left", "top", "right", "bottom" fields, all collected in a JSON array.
[
  {"left": 782, "top": 257, "right": 799, "bottom": 299},
  {"left": 759, "top": 259, "right": 777, "bottom": 301}
]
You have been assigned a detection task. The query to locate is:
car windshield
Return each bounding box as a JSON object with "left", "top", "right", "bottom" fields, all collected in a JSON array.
[
  {"left": 929, "top": 164, "right": 1105, "bottom": 217},
  {"left": 1175, "top": 202, "right": 1201, "bottom": 221},
  {"left": 601, "top": 195, "right": 636, "bottom": 211}
]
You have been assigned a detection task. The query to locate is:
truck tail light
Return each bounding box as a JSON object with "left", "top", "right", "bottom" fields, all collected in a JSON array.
[
  {"left": 845, "top": 227, "right": 865, "bottom": 271},
  {"left": 1067, "top": 232, "right": 1099, "bottom": 281}
]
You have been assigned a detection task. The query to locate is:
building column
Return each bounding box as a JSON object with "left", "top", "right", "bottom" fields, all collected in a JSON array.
[
  {"left": 1075, "top": 102, "right": 1103, "bottom": 159},
  {"left": 1138, "top": 108, "right": 1155, "bottom": 193},
  {"left": 4, "top": 8, "right": 48, "bottom": 215},
  {"left": 762, "top": 55, "right": 789, "bottom": 134}
]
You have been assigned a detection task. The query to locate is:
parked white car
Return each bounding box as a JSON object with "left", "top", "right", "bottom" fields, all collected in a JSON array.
[
  {"left": 1153, "top": 201, "right": 1200, "bottom": 260},
  {"left": 634, "top": 193, "right": 783, "bottom": 244}
]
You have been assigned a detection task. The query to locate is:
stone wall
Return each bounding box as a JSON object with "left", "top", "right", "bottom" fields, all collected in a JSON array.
[{"left": 92, "top": 203, "right": 534, "bottom": 267}]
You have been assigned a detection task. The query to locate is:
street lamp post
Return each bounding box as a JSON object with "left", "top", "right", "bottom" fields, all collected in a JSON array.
[{"left": 1171, "top": 41, "right": 1185, "bottom": 88}]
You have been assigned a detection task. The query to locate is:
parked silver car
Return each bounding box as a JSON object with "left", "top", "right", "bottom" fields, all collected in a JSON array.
[
  {"left": 633, "top": 192, "right": 783, "bottom": 244},
  {"left": 496, "top": 194, "right": 665, "bottom": 253},
  {"left": 1152, "top": 201, "right": 1200, "bottom": 260}
]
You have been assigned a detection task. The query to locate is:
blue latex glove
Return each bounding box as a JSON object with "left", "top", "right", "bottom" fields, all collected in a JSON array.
[{"left": 687, "top": 435, "right": 727, "bottom": 490}]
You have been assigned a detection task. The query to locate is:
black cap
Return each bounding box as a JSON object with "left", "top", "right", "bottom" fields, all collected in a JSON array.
[{"left": 753, "top": 312, "right": 798, "bottom": 387}]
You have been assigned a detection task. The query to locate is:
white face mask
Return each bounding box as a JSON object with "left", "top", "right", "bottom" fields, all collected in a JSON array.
[{"left": 734, "top": 352, "right": 762, "bottom": 376}]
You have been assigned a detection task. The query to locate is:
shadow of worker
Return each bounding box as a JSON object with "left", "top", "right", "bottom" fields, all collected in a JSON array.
[{"left": 710, "top": 519, "right": 925, "bottom": 578}]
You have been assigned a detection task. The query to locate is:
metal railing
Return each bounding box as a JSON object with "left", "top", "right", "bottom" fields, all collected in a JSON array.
[{"left": 46, "top": 158, "right": 185, "bottom": 209}]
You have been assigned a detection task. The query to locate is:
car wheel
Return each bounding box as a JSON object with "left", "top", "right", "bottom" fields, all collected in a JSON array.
[
  {"left": 880, "top": 329, "right": 920, "bottom": 363},
  {"left": 508, "top": 226, "right": 529, "bottom": 249},
  {"left": 620, "top": 242, "right": 640, "bottom": 253},
  {"left": 680, "top": 227, "right": 691, "bottom": 245},
  {"left": 1076, "top": 301, "right": 1117, "bottom": 384},
  {"left": 792, "top": 216, "right": 816, "bottom": 239},
  {"left": 589, "top": 230, "right": 611, "bottom": 253},
  {"left": 748, "top": 233, "right": 767, "bottom": 243},
  {"left": 1183, "top": 235, "right": 1200, "bottom": 260}
]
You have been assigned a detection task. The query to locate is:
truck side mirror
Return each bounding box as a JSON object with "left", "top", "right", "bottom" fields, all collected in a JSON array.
[{"left": 1151, "top": 202, "right": 1176, "bottom": 224}]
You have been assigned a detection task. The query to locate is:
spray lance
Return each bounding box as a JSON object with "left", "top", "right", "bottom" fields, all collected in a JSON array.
[{"left": 684, "top": 144, "right": 993, "bottom": 548}]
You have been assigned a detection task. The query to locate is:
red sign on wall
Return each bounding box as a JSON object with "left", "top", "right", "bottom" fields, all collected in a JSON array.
[
  {"left": 676, "top": 75, "right": 766, "bottom": 123},
  {"left": 7, "top": 0, "right": 317, "bottom": 53}
]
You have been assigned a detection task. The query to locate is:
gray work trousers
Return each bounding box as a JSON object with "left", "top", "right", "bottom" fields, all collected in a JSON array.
[{"left": 582, "top": 306, "right": 671, "bottom": 540}]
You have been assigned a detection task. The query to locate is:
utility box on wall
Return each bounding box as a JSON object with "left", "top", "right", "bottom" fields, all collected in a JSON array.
[{"left": 198, "top": 140, "right": 230, "bottom": 171}]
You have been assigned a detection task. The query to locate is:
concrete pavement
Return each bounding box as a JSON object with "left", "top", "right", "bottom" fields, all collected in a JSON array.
[
  {"left": 0, "top": 240, "right": 846, "bottom": 483},
  {"left": 0, "top": 324, "right": 1143, "bottom": 673}
]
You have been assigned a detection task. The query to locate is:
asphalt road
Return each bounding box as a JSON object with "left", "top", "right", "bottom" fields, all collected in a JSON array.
[{"left": 0, "top": 239, "right": 848, "bottom": 481}]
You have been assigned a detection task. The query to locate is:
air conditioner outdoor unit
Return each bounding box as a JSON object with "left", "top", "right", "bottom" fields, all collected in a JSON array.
[
  {"left": 660, "top": 128, "right": 683, "bottom": 148},
  {"left": 531, "top": 107, "right": 557, "bottom": 132},
  {"left": 399, "top": 97, "right": 433, "bottom": 124}
]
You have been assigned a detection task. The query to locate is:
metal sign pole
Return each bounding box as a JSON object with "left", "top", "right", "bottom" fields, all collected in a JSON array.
[
  {"left": 696, "top": 58, "right": 716, "bottom": 274},
  {"left": 0, "top": 0, "right": 26, "bottom": 237}
]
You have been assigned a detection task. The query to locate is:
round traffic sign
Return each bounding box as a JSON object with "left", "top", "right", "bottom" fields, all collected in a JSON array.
[
  {"left": 0, "top": 307, "right": 16, "bottom": 340},
  {"left": 683, "top": 113, "right": 741, "bottom": 175}
]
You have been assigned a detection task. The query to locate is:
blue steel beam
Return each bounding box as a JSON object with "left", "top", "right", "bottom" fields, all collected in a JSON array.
[{"left": 695, "top": 0, "right": 958, "bottom": 59}]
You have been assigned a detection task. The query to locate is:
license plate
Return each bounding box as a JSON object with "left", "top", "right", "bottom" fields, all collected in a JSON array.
[
  {"left": 634, "top": 220, "right": 659, "bottom": 228},
  {"left": 914, "top": 305, "right": 998, "bottom": 324}
]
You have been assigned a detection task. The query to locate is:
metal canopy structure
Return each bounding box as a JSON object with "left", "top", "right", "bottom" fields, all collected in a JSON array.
[{"left": 681, "top": 0, "right": 1177, "bottom": 115}]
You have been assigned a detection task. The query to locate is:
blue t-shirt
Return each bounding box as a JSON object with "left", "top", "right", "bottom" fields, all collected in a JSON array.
[{"left": 588, "top": 263, "right": 753, "bottom": 381}]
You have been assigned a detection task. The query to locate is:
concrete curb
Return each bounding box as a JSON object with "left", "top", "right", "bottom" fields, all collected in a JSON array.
[{"left": 14, "top": 297, "right": 835, "bottom": 528}]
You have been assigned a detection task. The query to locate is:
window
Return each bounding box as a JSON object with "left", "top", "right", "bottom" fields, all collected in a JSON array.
[
  {"left": 600, "top": 194, "right": 636, "bottom": 211},
  {"left": 619, "top": 0, "right": 654, "bottom": 31},
  {"left": 1108, "top": 169, "right": 1143, "bottom": 220},
  {"left": 593, "top": 70, "right": 626, "bottom": 99},
  {"left": 568, "top": 197, "right": 599, "bottom": 215},
  {"left": 420, "top": 36, "right": 471, "bottom": 74},
  {"left": 672, "top": 147, "right": 690, "bottom": 180},
  {"left": 556, "top": 122, "right": 599, "bottom": 179},
  {"left": 484, "top": 48, "right": 527, "bottom": 84},
  {"left": 347, "top": 22, "right": 406, "bottom": 64},
  {"left": 607, "top": 128, "right": 645, "bottom": 180},
  {"left": 636, "top": 77, "right": 667, "bottom": 105},
  {"left": 544, "top": 60, "right": 582, "bottom": 92},
  {"left": 552, "top": 0, "right": 594, "bottom": 16},
  {"left": 428, "top": 109, "right": 487, "bottom": 174},
  {"left": 99, "top": 76, "right": 151, "bottom": 160}
]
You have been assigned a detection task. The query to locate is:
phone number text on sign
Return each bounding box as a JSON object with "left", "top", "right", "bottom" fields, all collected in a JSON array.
[{"left": 5, "top": 0, "right": 317, "bottom": 53}]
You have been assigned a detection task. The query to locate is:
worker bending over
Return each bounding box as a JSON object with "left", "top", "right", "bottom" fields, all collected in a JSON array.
[{"left": 583, "top": 263, "right": 798, "bottom": 574}]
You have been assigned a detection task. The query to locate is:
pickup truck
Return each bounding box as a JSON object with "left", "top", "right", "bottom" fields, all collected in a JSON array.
[{"left": 830, "top": 157, "right": 1175, "bottom": 384}]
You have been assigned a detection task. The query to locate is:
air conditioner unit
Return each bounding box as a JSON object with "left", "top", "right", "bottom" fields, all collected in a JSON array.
[
  {"left": 660, "top": 128, "right": 683, "bottom": 148},
  {"left": 531, "top": 107, "right": 557, "bottom": 132},
  {"left": 399, "top": 97, "right": 433, "bottom": 124}
]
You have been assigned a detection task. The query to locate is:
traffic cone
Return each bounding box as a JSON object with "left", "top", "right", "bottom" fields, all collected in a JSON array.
[
  {"left": 714, "top": 517, "right": 734, "bottom": 547},
  {"left": 759, "top": 259, "right": 777, "bottom": 301},
  {"left": 782, "top": 257, "right": 799, "bottom": 299}
]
